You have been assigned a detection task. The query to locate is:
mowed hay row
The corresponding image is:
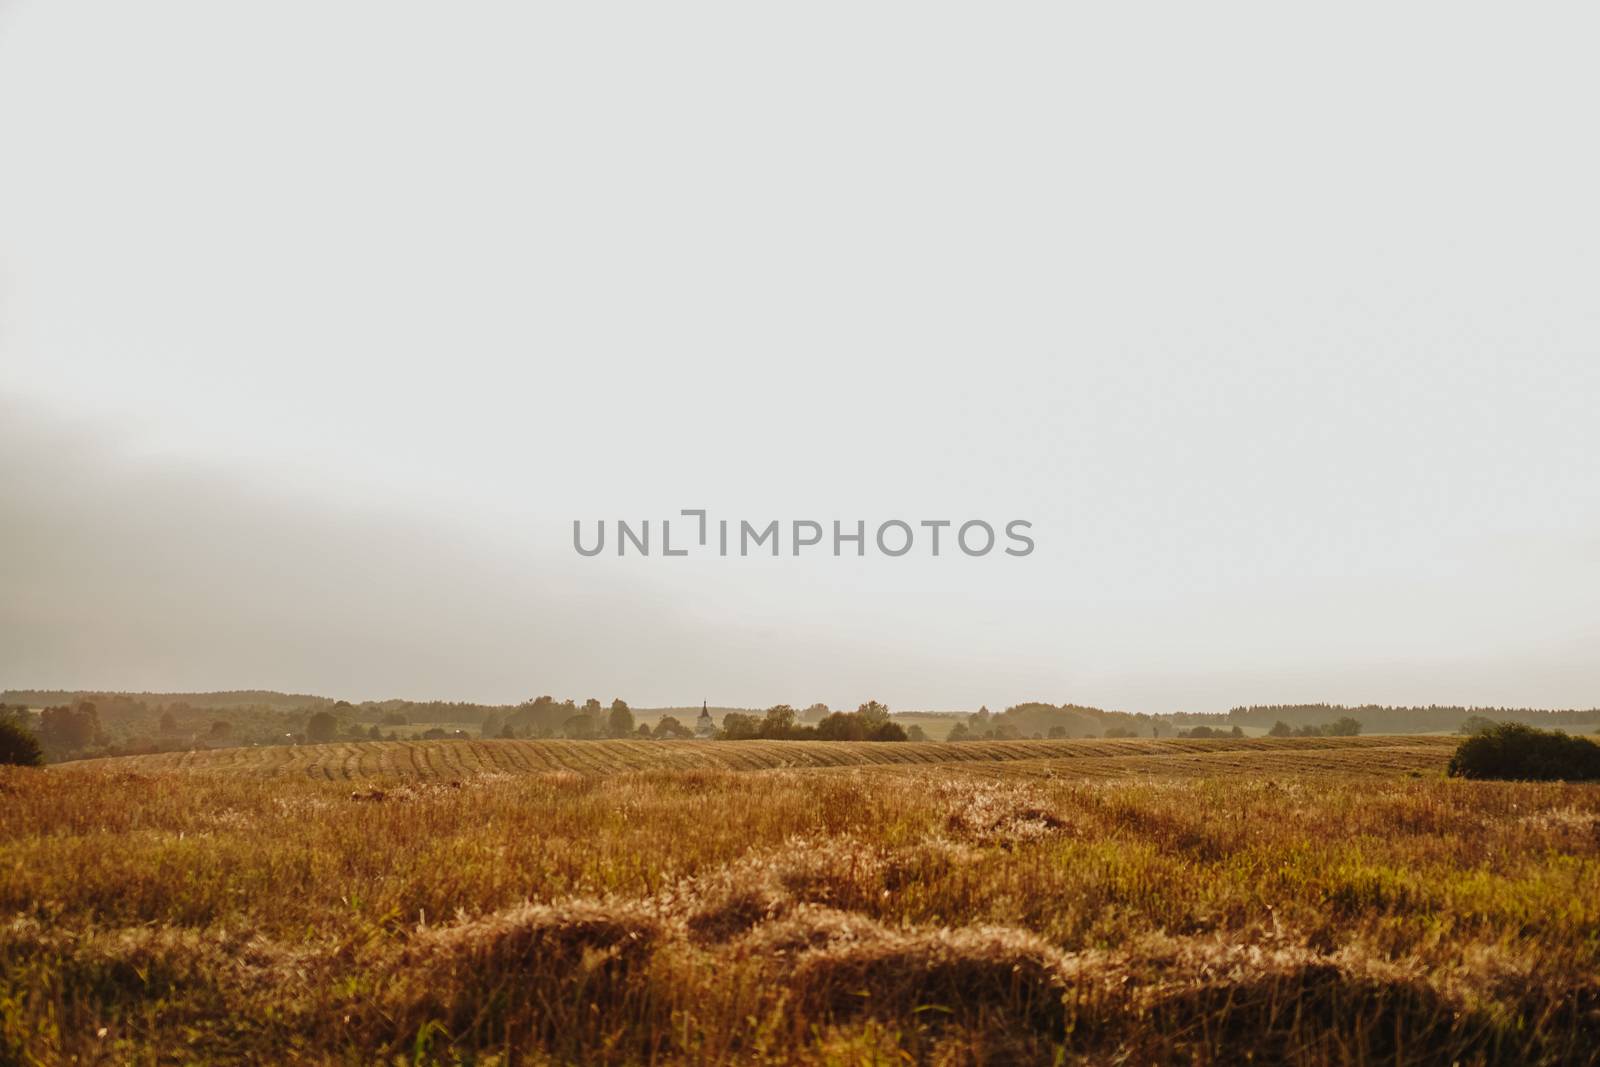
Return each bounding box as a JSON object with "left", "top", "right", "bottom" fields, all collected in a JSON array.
[
  {"left": 851, "top": 741, "right": 1461, "bottom": 781},
  {"left": 55, "top": 735, "right": 1462, "bottom": 781}
]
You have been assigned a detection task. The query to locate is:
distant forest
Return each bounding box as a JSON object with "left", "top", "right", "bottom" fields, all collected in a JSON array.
[
  {"left": 1226, "top": 703, "right": 1600, "bottom": 733},
  {"left": 2, "top": 690, "right": 334, "bottom": 712}
]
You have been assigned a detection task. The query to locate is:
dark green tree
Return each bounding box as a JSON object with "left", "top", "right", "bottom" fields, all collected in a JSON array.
[
  {"left": 562, "top": 715, "right": 598, "bottom": 739},
  {"left": 718, "top": 713, "right": 761, "bottom": 740},
  {"left": 652, "top": 715, "right": 692, "bottom": 739},
  {"left": 759, "top": 705, "right": 797, "bottom": 738},
  {"left": 0, "top": 719, "right": 43, "bottom": 766},
  {"left": 608, "top": 699, "right": 635, "bottom": 738},
  {"left": 306, "top": 711, "right": 338, "bottom": 743},
  {"left": 816, "top": 712, "right": 867, "bottom": 741},
  {"left": 39, "top": 704, "right": 103, "bottom": 753},
  {"left": 856, "top": 701, "right": 890, "bottom": 730}
]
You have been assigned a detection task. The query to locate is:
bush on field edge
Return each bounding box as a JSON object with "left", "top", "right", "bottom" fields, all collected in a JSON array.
[
  {"left": 0, "top": 718, "right": 43, "bottom": 767},
  {"left": 1447, "top": 723, "right": 1600, "bottom": 781}
]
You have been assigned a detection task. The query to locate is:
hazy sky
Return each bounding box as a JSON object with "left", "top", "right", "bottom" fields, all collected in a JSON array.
[{"left": 2, "top": 2, "right": 1597, "bottom": 711}]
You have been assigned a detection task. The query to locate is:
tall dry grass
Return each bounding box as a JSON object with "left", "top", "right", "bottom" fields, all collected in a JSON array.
[{"left": 2, "top": 757, "right": 1598, "bottom": 1063}]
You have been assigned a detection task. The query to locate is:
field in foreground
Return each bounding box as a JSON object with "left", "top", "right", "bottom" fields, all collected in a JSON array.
[{"left": 4, "top": 741, "right": 1599, "bottom": 1064}]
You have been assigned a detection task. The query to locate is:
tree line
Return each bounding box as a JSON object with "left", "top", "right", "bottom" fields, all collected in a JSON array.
[{"left": 1229, "top": 703, "right": 1600, "bottom": 733}]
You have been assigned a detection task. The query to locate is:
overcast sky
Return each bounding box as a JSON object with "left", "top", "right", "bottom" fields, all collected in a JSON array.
[{"left": 1, "top": 2, "right": 1597, "bottom": 711}]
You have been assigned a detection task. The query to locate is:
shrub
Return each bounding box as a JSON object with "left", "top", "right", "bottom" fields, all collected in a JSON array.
[
  {"left": 814, "top": 711, "right": 907, "bottom": 742},
  {"left": 1178, "top": 725, "right": 1244, "bottom": 739},
  {"left": 816, "top": 712, "right": 866, "bottom": 742},
  {"left": 718, "top": 713, "right": 762, "bottom": 741},
  {"left": 1448, "top": 723, "right": 1600, "bottom": 781},
  {"left": 1103, "top": 726, "right": 1136, "bottom": 739},
  {"left": 653, "top": 716, "right": 692, "bottom": 739},
  {"left": 1268, "top": 721, "right": 1293, "bottom": 737},
  {"left": 0, "top": 718, "right": 44, "bottom": 766},
  {"left": 870, "top": 721, "right": 908, "bottom": 742},
  {"left": 1288, "top": 718, "right": 1364, "bottom": 738},
  {"left": 561, "top": 714, "right": 599, "bottom": 739}
]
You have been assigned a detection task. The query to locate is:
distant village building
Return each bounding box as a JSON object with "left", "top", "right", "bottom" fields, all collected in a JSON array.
[{"left": 695, "top": 701, "right": 716, "bottom": 738}]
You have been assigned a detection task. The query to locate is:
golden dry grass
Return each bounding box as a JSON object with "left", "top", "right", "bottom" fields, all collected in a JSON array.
[{"left": 3, "top": 739, "right": 1598, "bottom": 1064}]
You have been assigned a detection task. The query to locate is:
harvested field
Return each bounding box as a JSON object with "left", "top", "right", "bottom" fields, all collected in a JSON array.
[{"left": 55, "top": 734, "right": 1461, "bottom": 781}]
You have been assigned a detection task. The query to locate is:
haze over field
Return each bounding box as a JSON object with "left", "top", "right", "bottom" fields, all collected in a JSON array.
[{"left": 2, "top": 2, "right": 1598, "bottom": 711}]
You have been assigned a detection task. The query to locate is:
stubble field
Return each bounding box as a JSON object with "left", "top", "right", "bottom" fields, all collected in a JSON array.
[
  {"left": 3, "top": 736, "right": 1598, "bottom": 1064},
  {"left": 56, "top": 734, "right": 1459, "bottom": 781}
]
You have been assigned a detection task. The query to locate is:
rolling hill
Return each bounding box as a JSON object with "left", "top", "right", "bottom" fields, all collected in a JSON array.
[{"left": 58, "top": 734, "right": 1461, "bottom": 781}]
